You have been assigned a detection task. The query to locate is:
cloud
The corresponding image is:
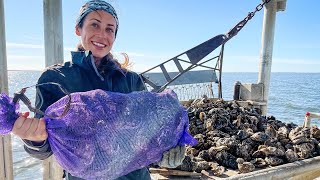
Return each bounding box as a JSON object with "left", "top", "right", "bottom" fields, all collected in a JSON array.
[
  {"left": 6, "top": 45, "right": 318, "bottom": 72},
  {"left": 273, "top": 58, "right": 320, "bottom": 65},
  {"left": 215, "top": 55, "right": 320, "bottom": 72},
  {"left": 6, "top": 43, "right": 43, "bottom": 49},
  {"left": 7, "top": 55, "right": 44, "bottom": 60},
  {"left": 64, "top": 47, "right": 76, "bottom": 51},
  {"left": 6, "top": 54, "right": 71, "bottom": 71},
  {"left": 117, "top": 52, "right": 145, "bottom": 57},
  {"left": 22, "top": 35, "right": 43, "bottom": 42},
  {"left": 6, "top": 55, "right": 45, "bottom": 70},
  {"left": 225, "top": 55, "right": 320, "bottom": 66},
  {"left": 226, "top": 55, "right": 259, "bottom": 62},
  {"left": 6, "top": 42, "right": 75, "bottom": 52},
  {"left": 283, "top": 44, "right": 320, "bottom": 49}
]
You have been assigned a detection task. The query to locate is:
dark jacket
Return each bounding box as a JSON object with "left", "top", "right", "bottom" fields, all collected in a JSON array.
[{"left": 23, "top": 51, "right": 151, "bottom": 180}]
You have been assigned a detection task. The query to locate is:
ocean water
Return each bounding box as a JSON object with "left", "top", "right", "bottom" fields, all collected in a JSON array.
[{"left": 5, "top": 71, "right": 320, "bottom": 179}]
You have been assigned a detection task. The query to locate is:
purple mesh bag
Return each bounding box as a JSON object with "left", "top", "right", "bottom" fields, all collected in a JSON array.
[{"left": 0, "top": 89, "right": 197, "bottom": 179}]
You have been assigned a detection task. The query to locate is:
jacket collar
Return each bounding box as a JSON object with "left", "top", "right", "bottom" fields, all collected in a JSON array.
[
  {"left": 70, "top": 51, "right": 126, "bottom": 76},
  {"left": 71, "top": 51, "right": 91, "bottom": 70}
]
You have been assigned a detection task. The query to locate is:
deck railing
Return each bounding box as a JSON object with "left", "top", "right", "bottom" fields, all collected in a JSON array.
[{"left": 304, "top": 112, "right": 320, "bottom": 128}]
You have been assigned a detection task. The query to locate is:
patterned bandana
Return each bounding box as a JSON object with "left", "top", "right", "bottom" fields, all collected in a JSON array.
[{"left": 76, "top": 0, "right": 119, "bottom": 36}]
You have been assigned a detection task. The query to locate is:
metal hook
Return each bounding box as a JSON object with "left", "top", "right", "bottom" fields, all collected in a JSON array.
[{"left": 13, "top": 82, "right": 72, "bottom": 119}]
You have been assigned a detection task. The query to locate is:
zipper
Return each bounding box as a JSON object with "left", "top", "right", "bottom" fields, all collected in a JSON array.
[{"left": 90, "top": 55, "right": 105, "bottom": 81}]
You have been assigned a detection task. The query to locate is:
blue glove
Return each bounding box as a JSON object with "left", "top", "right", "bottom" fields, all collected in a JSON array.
[{"left": 157, "top": 146, "right": 186, "bottom": 168}]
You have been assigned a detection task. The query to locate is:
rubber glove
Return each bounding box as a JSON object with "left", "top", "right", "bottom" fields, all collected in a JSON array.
[{"left": 157, "top": 145, "right": 186, "bottom": 168}]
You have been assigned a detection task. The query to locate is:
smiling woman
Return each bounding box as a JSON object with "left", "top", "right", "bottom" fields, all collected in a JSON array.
[
  {"left": 9, "top": 0, "right": 187, "bottom": 180},
  {"left": 75, "top": 1, "right": 118, "bottom": 64},
  {"left": 75, "top": 10, "right": 117, "bottom": 64},
  {"left": 3, "top": 0, "right": 320, "bottom": 179}
]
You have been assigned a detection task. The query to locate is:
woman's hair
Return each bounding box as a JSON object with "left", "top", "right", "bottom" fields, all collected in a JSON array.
[{"left": 76, "top": 44, "right": 130, "bottom": 70}]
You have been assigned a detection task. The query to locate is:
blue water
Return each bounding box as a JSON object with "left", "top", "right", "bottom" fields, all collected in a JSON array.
[{"left": 6, "top": 71, "right": 320, "bottom": 179}]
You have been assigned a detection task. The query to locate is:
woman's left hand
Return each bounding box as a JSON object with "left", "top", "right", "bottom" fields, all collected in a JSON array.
[{"left": 157, "top": 145, "right": 186, "bottom": 168}]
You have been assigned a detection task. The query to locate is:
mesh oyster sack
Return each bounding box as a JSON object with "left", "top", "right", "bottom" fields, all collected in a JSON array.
[{"left": 0, "top": 89, "right": 197, "bottom": 179}]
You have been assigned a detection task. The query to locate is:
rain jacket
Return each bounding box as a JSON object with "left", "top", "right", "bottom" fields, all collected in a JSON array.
[{"left": 22, "top": 51, "right": 151, "bottom": 180}]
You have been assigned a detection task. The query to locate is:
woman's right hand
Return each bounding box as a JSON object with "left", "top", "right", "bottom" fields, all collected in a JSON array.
[{"left": 12, "top": 112, "right": 48, "bottom": 142}]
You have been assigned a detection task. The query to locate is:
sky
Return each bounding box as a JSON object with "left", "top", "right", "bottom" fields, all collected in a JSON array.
[{"left": 2, "top": 0, "right": 320, "bottom": 72}]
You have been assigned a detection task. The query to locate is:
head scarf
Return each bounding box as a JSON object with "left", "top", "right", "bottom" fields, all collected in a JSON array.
[{"left": 76, "top": 0, "right": 119, "bottom": 36}]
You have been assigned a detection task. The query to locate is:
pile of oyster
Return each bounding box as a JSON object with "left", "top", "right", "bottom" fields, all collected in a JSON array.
[{"left": 177, "top": 97, "right": 320, "bottom": 175}]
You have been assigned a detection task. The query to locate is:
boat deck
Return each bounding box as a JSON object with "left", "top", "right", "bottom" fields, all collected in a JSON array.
[{"left": 150, "top": 156, "right": 320, "bottom": 180}]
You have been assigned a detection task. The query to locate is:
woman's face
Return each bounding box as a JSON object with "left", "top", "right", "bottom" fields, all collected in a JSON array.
[{"left": 76, "top": 10, "right": 117, "bottom": 61}]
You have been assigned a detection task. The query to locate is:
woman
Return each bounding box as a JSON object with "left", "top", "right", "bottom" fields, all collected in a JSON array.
[{"left": 12, "top": 0, "right": 185, "bottom": 179}]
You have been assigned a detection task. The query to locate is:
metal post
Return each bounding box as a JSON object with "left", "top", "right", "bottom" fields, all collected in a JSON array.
[
  {"left": 0, "top": 0, "right": 14, "bottom": 179},
  {"left": 233, "top": 81, "right": 241, "bottom": 100},
  {"left": 43, "top": 0, "right": 64, "bottom": 67},
  {"left": 257, "top": 0, "right": 286, "bottom": 115},
  {"left": 43, "top": 0, "right": 64, "bottom": 179}
]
